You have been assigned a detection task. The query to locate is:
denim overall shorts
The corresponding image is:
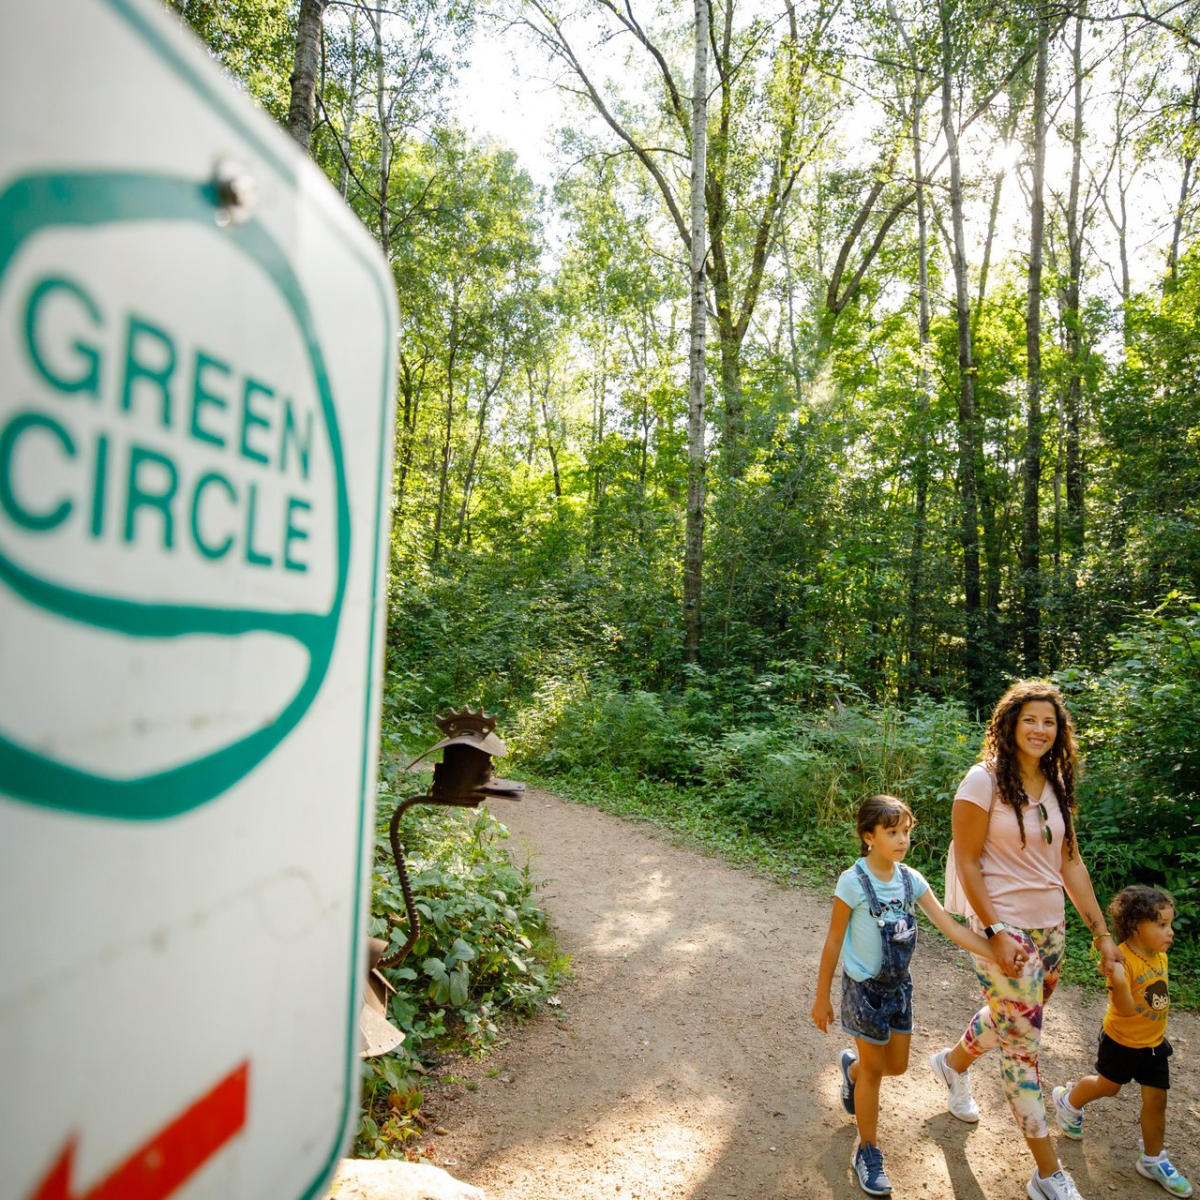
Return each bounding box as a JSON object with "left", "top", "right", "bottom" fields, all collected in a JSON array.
[{"left": 840, "top": 862, "right": 918, "bottom": 1044}]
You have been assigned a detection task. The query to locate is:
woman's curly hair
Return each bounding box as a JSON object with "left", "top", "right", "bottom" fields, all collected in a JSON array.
[
  {"left": 980, "top": 679, "right": 1079, "bottom": 858},
  {"left": 1109, "top": 885, "right": 1174, "bottom": 944}
]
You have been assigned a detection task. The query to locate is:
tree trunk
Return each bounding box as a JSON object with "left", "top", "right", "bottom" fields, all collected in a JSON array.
[
  {"left": 455, "top": 367, "right": 504, "bottom": 545},
  {"left": 587, "top": 322, "right": 609, "bottom": 558},
  {"left": 531, "top": 365, "right": 563, "bottom": 499},
  {"left": 1021, "top": 23, "right": 1048, "bottom": 675},
  {"left": 363, "top": 4, "right": 392, "bottom": 257},
  {"left": 287, "top": 0, "right": 328, "bottom": 152},
  {"left": 684, "top": 0, "right": 709, "bottom": 665},
  {"left": 392, "top": 350, "right": 423, "bottom": 522},
  {"left": 1062, "top": 11, "right": 1087, "bottom": 571},
  {"left": 430, "top": 298, "right": 460, "bottom": 566},
  {"left": 887, "top": 0, "right": 932, "bottom": 696},
  {"left": 1168, "top": 65, "right": 1200, "bottom": 283},
  {"left": 939, "top": 1, "right": 985, "bottom": 709},
  {"left": 338, "top": 8, "right": 361, "bottom": 198},
  {"left": 972, "top": 111, "right": 1019, "bottom": 341}
]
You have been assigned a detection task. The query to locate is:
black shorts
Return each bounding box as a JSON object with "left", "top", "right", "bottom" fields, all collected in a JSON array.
[{"left": 1095, "top": 1031, "right": 1172, "bottom": 1090}]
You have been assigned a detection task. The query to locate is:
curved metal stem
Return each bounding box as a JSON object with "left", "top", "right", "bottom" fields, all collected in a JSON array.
[{"left": 376, "top": 795, "right": 428, "bottom": 969}]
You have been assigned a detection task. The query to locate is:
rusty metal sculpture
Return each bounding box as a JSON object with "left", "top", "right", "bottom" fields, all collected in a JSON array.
[{"left": 376, "top": 707, "right": 523, "bottom": 972}]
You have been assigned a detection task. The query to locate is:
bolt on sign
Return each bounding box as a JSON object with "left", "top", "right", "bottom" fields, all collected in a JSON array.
[{"left": 0, "top": 3, "right": 398, "bottom": 1198}]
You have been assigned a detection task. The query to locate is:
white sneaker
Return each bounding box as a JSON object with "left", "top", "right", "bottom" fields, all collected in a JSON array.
[
  {"left": 1052, "top": 1084, "right": 1084, "bottom": 1139},
  {"left": 1027, "top": 1166, "right": 1086, "bottom": 1200},
  {"left": 930, "top": 1048, "right": 980, "bottom": 1122},
  {"left": 1136, "top": 1151, "right": 1194, "bottom": 1197}
]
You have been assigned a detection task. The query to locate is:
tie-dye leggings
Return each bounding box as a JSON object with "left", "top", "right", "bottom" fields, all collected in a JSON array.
[{"left": 959, "top": 923, "right": 1066, "bottom": 1140}]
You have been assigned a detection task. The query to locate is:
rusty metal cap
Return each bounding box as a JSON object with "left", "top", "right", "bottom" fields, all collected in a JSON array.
[
  {"left": 405, "top": 706, "right": 508, "bottom": 768},
  {"left": 479, "top": 777, "right": 525, "bottom": 797}
]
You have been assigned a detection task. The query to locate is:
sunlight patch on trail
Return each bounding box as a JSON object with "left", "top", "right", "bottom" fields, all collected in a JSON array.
[
  {"left": 476, "top": 1085, "right": 736, "bottom": 1198},
  {"left": 585, "top": 867, "right": 742, "bottom": 961}
]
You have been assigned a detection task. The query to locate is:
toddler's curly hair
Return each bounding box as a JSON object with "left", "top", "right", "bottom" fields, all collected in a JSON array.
[{"left": 1109, "top": 885, "right": 1174, "bottom": 944}]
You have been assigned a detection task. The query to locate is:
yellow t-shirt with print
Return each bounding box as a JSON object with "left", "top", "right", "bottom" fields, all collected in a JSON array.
[{"left": 1103, "top": 940, "right": 1169, "bottom": 1049}]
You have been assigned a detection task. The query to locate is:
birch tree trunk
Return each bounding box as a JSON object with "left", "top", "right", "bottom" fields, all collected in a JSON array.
[
  {"left": 338, "top": 8, "right": 361, "bottom": 199},
  {"left": 287, "top": 0, "right": 328, "bottom": 152},
  {"left": 1061, "top": 10, "right": 1087, "bottom": 572},
  {"left": 363, "top": 3, "right": 393, "bottom": 258},
  {"left": 1021, "top": 22, "right": 1049, "bottom": 675},
  {"left": 684, "top": 0, "right": 709, "bottom": 664},
  {"left": 1168, "top": 64, "right": 1200, "bottom": 282}
]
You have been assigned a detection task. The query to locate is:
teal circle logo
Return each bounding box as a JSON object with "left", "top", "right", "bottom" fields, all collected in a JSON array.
[{"left": 0, "top": 171, "right": 349, "bottom": 820}]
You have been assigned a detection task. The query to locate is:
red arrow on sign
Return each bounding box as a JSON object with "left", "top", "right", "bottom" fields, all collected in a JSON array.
[{"left": 28, "top": 1060, "right": 249, "bottom": 1200}]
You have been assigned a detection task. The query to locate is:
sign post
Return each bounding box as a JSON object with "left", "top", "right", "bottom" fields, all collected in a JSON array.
[{"left": 0, "top": 3, "right": 398, "bottom": 1198}]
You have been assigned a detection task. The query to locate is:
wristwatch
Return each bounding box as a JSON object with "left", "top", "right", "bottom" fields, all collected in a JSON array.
[{"left": 983, "top": 922, "right": 1008, "bottom": 939}]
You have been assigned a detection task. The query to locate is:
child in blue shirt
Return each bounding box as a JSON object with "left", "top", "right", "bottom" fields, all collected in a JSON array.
[{"left": 812, "top": 795, "right": 1005, "bottom": 1196}]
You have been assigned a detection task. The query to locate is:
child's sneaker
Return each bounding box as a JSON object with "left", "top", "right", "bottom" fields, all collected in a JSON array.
[
  {"left": 930, "top": 1047, "right": 980, "bottom": 1122},
  {"left": 840, "top": 1048, "right": 857, "bottom": 1114},
  {"left": 1027, "top": 1166, "right": 1087, "bottom": 1200},
  {"left": 1052, "top": 1084, "right": 1084, "bottom": 1139},
  {"left": 851, "top": 1138, "right": 892, "bottom": 1196},
  {"left": 1136, "top": 1152, "right": 1193, "bottom": 1197}
]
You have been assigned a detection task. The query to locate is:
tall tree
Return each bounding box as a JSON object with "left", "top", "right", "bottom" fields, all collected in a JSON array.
[
  {"left": 684, "top": 0, "right": 710, "bottom": 663},
  {"left": 287, "top": 0, "right": 329, "bottom": 150},
  {"left": 885, "top": 0, "right": 937, "bottom": 692},
  {"left": 387, "top": 134, "right": 543, "bottom": 566},
  {"left": 938, "top": 0, "right": 985, "bottom": 707},
  {"left": 1021, "top": 14, "right": 1050, "bottom": 674},
  {"left": 314, "top": 0, "right": 474, "bottom": 254},
  {"left": 1054, "top": 8, "right": 1091, "bottom": 581},
  {"left": 515, "top": 0, "right": 846, "bottom": 477}
]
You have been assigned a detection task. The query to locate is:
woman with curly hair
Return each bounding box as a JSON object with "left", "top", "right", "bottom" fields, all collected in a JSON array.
[{"left": 929, "top": 680, "right": 1121, "bottom": 1200}]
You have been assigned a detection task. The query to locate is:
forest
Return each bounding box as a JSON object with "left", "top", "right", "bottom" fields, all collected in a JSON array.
[{"left": 168, "top": 0, "right": 1199, "bottom": 1152}]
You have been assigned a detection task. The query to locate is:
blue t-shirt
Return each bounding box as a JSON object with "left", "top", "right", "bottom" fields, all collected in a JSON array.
[{"left": 835, "top": 859, "right": 930, "bottom": 982}]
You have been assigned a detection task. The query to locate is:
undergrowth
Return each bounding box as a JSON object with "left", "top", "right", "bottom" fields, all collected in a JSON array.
[{"left": 505, "top": 624, "right": 1199, "bottom": 1007}]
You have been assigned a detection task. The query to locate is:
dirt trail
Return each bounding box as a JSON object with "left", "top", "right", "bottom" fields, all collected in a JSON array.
[{"left": 421, "top": 789, "right": 1200, "bottom": 1200}]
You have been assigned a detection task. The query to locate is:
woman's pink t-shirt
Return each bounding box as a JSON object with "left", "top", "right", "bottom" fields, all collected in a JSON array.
[{"left": 954, "top": 761, "right": 1066, "bottom": 929}]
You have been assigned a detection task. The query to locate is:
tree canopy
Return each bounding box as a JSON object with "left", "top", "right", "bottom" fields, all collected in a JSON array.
[{"left": 172, "top": 0, "right": 1199, "bottom": 881}]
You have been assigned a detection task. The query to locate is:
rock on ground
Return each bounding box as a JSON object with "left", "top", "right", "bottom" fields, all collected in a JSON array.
[{"left": 325, "top": 1158, "right": 486, "bottom": 1200}]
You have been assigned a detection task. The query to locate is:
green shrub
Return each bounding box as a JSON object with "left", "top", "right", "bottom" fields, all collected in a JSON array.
[
  {"left": 1057, "top": 596, "right": 1200, "bottom": 985},
  {"left": 700, "top": 698, "right": 977, "bottom": 875},
  {"left": 512, "top": 679, "right": 702, "bottom": 781}
]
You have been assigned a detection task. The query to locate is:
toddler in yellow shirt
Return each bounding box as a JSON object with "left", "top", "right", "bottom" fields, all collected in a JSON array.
[{"left": 1052, "top": 886, "right": 1190, "bottom": 1197}]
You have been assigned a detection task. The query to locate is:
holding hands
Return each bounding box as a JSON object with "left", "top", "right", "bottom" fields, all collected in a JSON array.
[
  {"left": 1097, "top": 950, "right": 1137, "bottom": 1017},
  {"left": 993, "top": 930, "right": 1030, "bottom": 975},
  {"left": 1100, "top": 957, "right": 1127, "bottom": 984},
  {"left": 1094, "top": 933, "right": 1122, "bottom": 975}
]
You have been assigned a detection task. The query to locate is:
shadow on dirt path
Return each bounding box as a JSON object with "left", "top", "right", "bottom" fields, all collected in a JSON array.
[{"left": 422, "top": 789, "right": 1200, "bottom": 1200}]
